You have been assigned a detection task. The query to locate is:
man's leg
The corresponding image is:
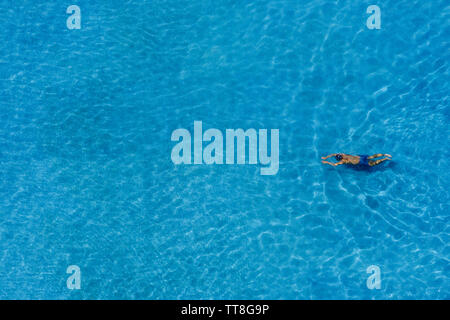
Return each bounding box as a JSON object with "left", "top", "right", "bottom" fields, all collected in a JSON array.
[
  {"left": 368, "top": 153, "right": 392, "bottom": 159},
  {"left": 369, "top": 158, "right": 391, "bottom": 166}
]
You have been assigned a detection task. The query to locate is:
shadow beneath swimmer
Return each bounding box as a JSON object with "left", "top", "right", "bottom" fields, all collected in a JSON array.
[{"left": 343, "top": 160, "right": 395, "bottom": 172}]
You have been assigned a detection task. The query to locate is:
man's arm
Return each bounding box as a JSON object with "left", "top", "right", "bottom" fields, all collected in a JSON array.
[
  {"left": 322, "top": 160, "right": 343, "bottom": 166},
  {"left": 321, "top": 153, "right": 336, "bottom": 160}
]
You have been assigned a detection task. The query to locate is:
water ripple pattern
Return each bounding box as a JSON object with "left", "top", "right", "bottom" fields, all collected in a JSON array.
[{"left": 0, "top": 0, "right": 448, "bottom": 299}]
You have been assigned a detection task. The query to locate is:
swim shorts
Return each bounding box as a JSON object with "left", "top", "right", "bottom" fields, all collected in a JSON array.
[{"left": 359, "top": 155, "right": 370, "bottom": 166}]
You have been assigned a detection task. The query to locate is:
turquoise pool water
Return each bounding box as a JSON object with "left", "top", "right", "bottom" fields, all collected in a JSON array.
[{"left": 0, "top": 0, "right": 448, "bottom": 299}]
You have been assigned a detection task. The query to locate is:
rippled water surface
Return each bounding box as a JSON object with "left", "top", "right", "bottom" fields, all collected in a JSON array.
[{"left": 0, "top": 1, "right": 449, "bottom": 299}]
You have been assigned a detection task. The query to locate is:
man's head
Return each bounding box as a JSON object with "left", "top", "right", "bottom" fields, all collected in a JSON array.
[{"left": 335, "top": 154, "right": 343, "bottom": 161}]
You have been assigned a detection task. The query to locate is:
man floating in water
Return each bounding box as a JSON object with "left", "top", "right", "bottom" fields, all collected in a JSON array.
[{"left": 321, "top": 153, "right": 392, "bottom": 167}]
